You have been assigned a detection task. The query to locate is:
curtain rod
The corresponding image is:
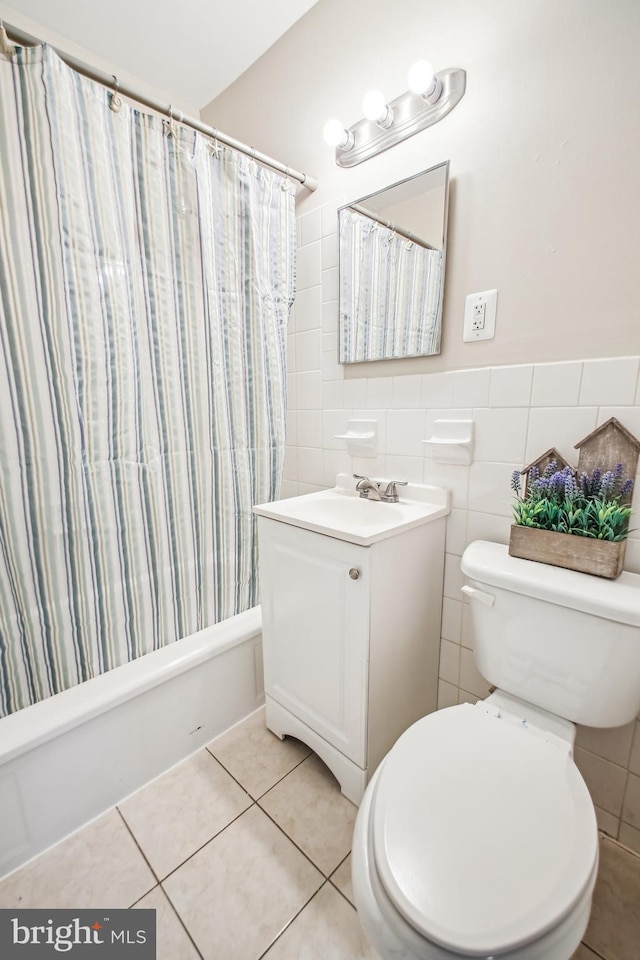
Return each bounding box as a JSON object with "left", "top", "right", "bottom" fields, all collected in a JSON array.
[
  {"left": 349, "top": 204, "right": 437, "bottom": 252},
  {"left": 2, "top": 21, "right": 319, "bottom": 193}
]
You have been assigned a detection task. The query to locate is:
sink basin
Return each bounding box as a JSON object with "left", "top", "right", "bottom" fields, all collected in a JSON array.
[{"left": 253, "top": 475, "right": 450, "bottom": 546}]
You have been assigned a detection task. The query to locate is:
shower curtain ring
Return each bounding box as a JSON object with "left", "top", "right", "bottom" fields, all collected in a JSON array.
[
  {"left": 166, "top": 105, "right": 177, "bottom": 138},
  {"left": 109, "top": 75, "right": 123, "bottom": 113},
  {"left": 282, "top": 165, "right": 293, "bottom": 192},
  {"left": 209, "top": 128, "right": 221, "bottom": 159}
]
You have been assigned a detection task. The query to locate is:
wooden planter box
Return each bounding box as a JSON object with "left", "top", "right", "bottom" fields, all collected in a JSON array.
[{"left": 508, "top": 525, "right": 626, "bottom": 579}]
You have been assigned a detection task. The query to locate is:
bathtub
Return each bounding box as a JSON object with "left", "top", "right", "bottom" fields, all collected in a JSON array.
[{"left": 0, "top": 607, "right": 264, "bottom": 880}]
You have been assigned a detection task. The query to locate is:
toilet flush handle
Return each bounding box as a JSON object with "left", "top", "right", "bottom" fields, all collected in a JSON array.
[{"left": 461, "top": 584, "right": 495, "bottom": 607}]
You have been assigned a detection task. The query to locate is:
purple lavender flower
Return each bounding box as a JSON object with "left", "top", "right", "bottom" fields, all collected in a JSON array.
[
  {"left": 621, "top": 478, "right": 635, "bottom": 498},
  {"left": 542, "top": 460, "right": 557, "bottom": 479},
  {"left": 532, "top": 476, "right": 548, "bottom": 493},
  {"left": 564, "top": 473, "right": 578, "bottom": 501},
  {"left": 599, "top": 471, "right": 615, "bottom": 499},
  {"left": 550, "top": 472, "right": 565, "bottom": 497},
  {"left": 578, "top": 472, "right": 590, "bottom": 496},
  {"left": 511, "top": 470, "right": 521, "bottom": 493}
]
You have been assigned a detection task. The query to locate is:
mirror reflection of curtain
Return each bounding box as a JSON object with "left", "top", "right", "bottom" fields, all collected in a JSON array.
[
  {"left": 0, "top": 45, "right": 295, "bottom": 716},
  {"left": 339, "top": 209, "right": 443, "bottom": 362}
]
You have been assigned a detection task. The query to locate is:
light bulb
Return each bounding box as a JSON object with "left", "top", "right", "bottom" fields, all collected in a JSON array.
[
  {"left": 323, "top": 118, "right": 352, "bottom": 149},
  {"left": 407, "top": 59, "right": 442, "bottom": 103},
  {"left": 362, "top": 90, "right": 390, "bottom": 125}
]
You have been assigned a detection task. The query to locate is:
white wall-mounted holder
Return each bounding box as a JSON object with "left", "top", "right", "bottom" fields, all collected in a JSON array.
[
  {"left": 335, "top": 419, "right": 378, "bottom": 457},
  {"left": 423, "top": 419, "right": 474, "bottom": 464}
]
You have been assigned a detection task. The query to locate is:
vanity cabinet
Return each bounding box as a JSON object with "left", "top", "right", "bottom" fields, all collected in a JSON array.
[{"left": 256, "top": 489, "right": 448, "bottom": 805}]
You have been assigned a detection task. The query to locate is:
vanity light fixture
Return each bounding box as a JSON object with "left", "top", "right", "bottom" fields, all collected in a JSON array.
[{"left": 323, "top": 59, "right": 466, "bottom": 168}]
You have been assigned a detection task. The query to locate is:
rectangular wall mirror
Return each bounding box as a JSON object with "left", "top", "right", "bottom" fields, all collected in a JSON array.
[{"left": 338, "top": 160, "right": 450, "bottom": 363}]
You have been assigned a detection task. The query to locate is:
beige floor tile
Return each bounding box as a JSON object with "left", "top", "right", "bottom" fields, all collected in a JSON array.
[
  {"left": 119, "top": 749, "right": 251, "bottom": 878},
  {"left": 331, "top": 854, "right": 354, "bottom": 906},
  {"left": 571, "top": 945, "right": 600, "bottom": 959},
  {"left": 584, "top": 835, "right": 640, "bottom": 960},
  {"left": 262, "top": 882, "right": 378, "bottom": 959},
  {"left": 208, "top": 707, "right": 311, "bottom": 798},
  {"left": 0, "top": 809, "right": 155, "bottom": 908},
  {"left": 164, "top": 805, "right": 323, "bottom": 960},
  {"left": 133, "top": 885, "right": 200, "bottom": 960},
  {"left": 259, "top": 753, "right": 357, "bottom": 875}
]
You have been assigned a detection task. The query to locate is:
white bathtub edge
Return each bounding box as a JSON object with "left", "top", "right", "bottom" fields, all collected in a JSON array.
[
  {"left": 0, "top": 606, "right": 262, "bottom": 765},
  {"left": 0, "top": 606, "right": 264, "bottom": 879}
]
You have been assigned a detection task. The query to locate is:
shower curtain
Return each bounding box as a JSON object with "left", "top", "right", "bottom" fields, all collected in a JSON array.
[
  {"left": 339, "top": 208, "right": 443, "bottom": 362},
  {"left": 0, "top": 45, "right": 295, "bottom": 717}
]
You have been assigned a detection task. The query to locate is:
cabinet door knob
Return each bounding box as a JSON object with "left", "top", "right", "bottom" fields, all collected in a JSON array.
[{"left": 349, "top": 568, "right": 360, "bottom": 580}]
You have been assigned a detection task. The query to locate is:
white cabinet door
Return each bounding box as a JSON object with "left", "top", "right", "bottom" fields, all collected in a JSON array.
[{"left": 259, "top": 518, "right": 371, "bottom": 766}]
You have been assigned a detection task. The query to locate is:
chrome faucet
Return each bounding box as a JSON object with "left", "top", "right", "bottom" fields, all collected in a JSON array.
[
  {"left": 353, "top": 475, "right": 408, "bottom": 503},
  {"left": 354, "top": 474, "right": 382, "bottom": 501},
  {"left": 379, "top": 479, "right": 408, "bottom": 503}
]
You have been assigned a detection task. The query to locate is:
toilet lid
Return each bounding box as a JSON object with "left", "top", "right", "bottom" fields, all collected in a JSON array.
[{"left": 371, "top": 703, "right": 598, "bottom": 956}]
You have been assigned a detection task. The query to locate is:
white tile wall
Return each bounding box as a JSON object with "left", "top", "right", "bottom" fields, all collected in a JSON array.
[
  {"left": 580, "top": 358, "right": 640, "bottom": 407},
  {"left": 488, "top": 364, "right": 534, "bottom": 408},
  {"left": 284, "top": 202, "right": 640, "bottom": 844},
  {"left": 530, "top": 361, "right": 583, "bottom": 406}
]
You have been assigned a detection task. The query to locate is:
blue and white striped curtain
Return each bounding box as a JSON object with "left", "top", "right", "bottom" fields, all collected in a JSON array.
[
  {"left": 339, "top": 208, "right": 443, "bottom": 362},
  {"left": 0, "top": 45, "right": 295, "bottom": 717}
]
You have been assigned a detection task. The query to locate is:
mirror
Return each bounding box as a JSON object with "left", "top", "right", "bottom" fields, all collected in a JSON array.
[{"left": 338, "top": 160, "right": 449, "bottom": 363}]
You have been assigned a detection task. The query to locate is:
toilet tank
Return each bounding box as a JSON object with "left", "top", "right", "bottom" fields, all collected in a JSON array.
[{"left": 460, "top": 541, "right": 640, "bottom": 728}]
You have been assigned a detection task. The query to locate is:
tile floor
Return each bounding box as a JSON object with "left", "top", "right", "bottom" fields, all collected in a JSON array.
[{"left": 0, "top": 706, "right": 639, "bottom": 960}]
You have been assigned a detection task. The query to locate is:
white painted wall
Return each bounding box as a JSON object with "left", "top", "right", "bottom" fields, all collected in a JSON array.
[{"left": 202, "top": 0, "right": 640, "bottom": 371}]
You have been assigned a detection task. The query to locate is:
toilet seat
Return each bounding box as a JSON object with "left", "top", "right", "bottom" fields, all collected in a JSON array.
[{"left": 370, "top": 703, "right": 598, "bottom": 957}]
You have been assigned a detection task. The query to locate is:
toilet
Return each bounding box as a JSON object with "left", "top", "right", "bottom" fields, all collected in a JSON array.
[{"left": 352, "top": 540, "right": 640, "bottom": 960}]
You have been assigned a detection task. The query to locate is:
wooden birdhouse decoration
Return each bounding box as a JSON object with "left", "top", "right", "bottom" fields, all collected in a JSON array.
[
  {"left": 520, "top": 447, "right": 572, "bottom": 496},
  {"left": 574, "top": 417, "right": 640, "bottom": 504}
]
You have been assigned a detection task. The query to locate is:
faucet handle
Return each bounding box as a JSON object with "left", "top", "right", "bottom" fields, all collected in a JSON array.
[
  {"left": 353, "top": 473, "right": 370, "bottom": 482},
  {"left": 380, "top": 479, "right": 408, "bottom": 502}
]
